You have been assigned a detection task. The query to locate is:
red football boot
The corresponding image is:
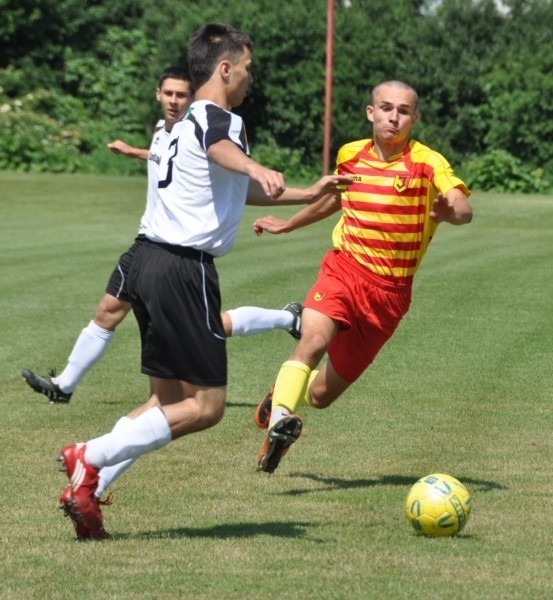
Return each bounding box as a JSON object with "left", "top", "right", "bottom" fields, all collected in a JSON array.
[
  {"left": 59, "top": 485, "right": 90, "bottom": 539},
  {"left": 58, "top": 443, "right": 110, "bottom": 539}
]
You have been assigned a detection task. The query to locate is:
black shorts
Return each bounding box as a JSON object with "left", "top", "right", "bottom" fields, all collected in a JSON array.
[
  {"left": 105, "top": 235, "right": 147, "bottom": 302},
  {"left": 128, "top": 239, "right": 227, "bottom": 386}
]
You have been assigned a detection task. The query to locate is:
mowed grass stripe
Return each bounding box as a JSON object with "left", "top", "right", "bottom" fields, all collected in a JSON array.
[{"left": 1, "top": 172, "right": 551, "bottom": 599}]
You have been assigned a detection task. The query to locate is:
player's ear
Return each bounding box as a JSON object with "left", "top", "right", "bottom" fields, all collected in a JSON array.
[
  {"left": 155, "top": 87, "right": 162, "bottom": 102},
  {"left": 366, "top": 104, "right": 374, "bottom": 123},
  {"left": 220, "top": 60, "right": 232, "bottom": 81}
]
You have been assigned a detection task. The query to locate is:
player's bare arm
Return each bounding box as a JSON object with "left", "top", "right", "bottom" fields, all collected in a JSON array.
[
  {"left": 430, "top": 188, "right": 473, "bottom": 225},
  {"left": 247, "top": 174, "right": 353, "bottom": 207},
  {"left": 206, "top": 139, "right": 285, "bottom": 199},
  {"left": 253, "top": 192, "right": 342, "bottom": 236},
  {"left": 107, "top": 140, "right": 149, "bottom": 161}
]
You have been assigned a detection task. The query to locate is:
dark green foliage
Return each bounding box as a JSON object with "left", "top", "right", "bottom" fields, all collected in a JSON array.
[
  {"left": 411, "top": 0, "right": 503, "bottom": 160},
  {"left": 251, "top": 136, "right": 320, "bottom": 180},
  {"left": 332, "top": 0, "right": 429, "bottom": 152},
  {"left": 479, "top": 0, "right": 553, "bottom": 172},
  {"left": 0, "top": 0, "right": 145, "bottom": 91},
  {"left": 63, "top": 26, "right": 156, "bottom": 135},
  {"left": 0, "top": 0, "right": 551, "bottom": 189}
]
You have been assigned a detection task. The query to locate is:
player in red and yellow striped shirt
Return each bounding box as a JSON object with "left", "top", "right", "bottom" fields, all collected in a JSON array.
[{"left": 254, "top": 80, "right": 473, "bottom": 474}]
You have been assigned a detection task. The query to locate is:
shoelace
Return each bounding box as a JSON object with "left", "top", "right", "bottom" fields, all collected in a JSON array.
[{"left": 99, "top": 493, "right": 113, "bottom": 506}]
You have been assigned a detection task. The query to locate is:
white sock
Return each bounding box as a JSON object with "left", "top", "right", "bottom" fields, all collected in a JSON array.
[
  {"left": 84, "top": 407, "right": 172, "bottom": 468},
  {"left": 95, "top": 416, "right": 135, "bottom": 498},
  {"left": 226, "top": 307, "right": 293, "bottom": 336},
  {"left": 269, "top": 406, "right": 291, "bottom": 429},
  {"left": 53, "top": 321, "right": 114, "bottom": 392}
]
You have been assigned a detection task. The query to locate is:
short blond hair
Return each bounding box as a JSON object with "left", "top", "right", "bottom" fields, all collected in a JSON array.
[{"left": 370, "top": 80, "right": 419, "bottom": 112}]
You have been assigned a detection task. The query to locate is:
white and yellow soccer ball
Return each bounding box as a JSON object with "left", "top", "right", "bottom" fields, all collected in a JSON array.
[{"left": 405, "top": 473, "right": 472, "bottom": 537}]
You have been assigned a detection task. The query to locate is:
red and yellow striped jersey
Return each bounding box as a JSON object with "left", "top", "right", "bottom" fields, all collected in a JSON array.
[{"left": 332, "top": 138, "right": 469, "bottom": 285}]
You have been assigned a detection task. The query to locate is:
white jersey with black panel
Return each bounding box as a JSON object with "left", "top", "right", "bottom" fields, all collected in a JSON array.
[
  {"left": 148, "top": 100, "right": 250, "bottom": 257},
  {"left": 137, "top": 119, "right": 170, "bottom": 236}
]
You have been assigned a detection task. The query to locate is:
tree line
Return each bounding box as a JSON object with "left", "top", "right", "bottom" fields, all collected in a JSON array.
[{"left": 0, "top": 0, "right": 551, "bottom": 191}]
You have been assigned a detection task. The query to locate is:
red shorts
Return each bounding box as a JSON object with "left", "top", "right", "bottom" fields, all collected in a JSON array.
[{"left": 303, "top": 250, "right": 412, "bottom": 382}]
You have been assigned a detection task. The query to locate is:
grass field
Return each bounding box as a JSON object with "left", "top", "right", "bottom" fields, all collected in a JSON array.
[{"left": 1, "top": 171, "right": 551, "bottom": 599}]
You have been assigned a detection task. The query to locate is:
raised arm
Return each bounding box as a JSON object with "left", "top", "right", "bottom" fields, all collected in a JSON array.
[
  {"left": 207, "top": 140, "right": 285, "bottom": 199},
  {"left": 107, "top": 140, "right": 149, "bottom": 161},
  {"left": 253, "top": 192, "right": 342, "bottom": 235},
  {"left": 430, "top": 188, "right": 473, "bottom": 225}
]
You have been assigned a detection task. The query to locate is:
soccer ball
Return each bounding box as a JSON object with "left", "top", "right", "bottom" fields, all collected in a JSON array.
[{"left": 405, "top": 473, "right": 472, "bottom": 537}]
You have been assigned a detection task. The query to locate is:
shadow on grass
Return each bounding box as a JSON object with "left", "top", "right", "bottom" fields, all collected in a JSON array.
[
  {"left": 115, "top": 520, "right": 313, "bottom": 541},
  {"left": 225, "top": 401, "right": 255, "bottom": 408},
  {"left": 284, "top": 473, "right": 506, "bottom": 495}
]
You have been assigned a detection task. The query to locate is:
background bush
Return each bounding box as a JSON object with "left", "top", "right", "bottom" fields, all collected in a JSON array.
[
  {"left": 0, "top": 91, "right": 82, "bottom": 172},
  {"left": 0, "top": 0, "right": 551, "bottom": 190},
  {"left": 461, "top": 150, "right": 550, "bottom": 194}
]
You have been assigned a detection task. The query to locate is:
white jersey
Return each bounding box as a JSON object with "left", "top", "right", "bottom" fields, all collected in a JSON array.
[
  {"left": 148, "top": 100, "right": 250, "bottom": 257},
  {"left": 137, "top": 119, "right": 171, "bottom": 236}
]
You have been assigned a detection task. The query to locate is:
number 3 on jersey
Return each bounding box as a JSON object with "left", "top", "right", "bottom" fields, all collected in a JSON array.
[{"left": 158, "top": 138, "right": 178, "bottom": 189}]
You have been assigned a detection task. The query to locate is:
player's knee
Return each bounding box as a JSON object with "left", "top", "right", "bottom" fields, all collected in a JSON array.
[
  {"left": 93, "top": 297, "right": 130, "bottom": 330},
  {"left": 308, "top": 393, "right": 334, "bottom": 409},
  {"left": 199, "top": 390, "right": 226, "bottom": 427},
  {"left": 293, "top": 335, "right": 329, "bottom": 368},
  {"left": 199, "top": 408, "right": 224, "bottom": 430},
  {"left": 306, "top": 382, "right": 334, "bottom": 409},
  {"left": 307, "top": 372, "right": 346, "bottom": 409},
  {"left": 221, "top": 312, "right": 233, "bottom": 337},
  {"left": 308, "top": 331, "right": 331, "bottom": 354}
]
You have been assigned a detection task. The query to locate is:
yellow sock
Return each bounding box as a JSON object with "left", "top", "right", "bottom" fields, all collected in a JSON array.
[
  {"left": 302, "top": 369, "right": 319, "bottom": 407},
  {"left": 271, "top": 361, "right": 311, "bottom": 416}
]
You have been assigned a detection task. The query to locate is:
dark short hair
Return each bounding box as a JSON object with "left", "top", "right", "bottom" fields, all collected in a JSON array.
[
  {"left": 158, "top": 66, "right": 193, "bottom": 92},
  {"left": 187, "top": 23, "right": 253, "bottom": 90}
]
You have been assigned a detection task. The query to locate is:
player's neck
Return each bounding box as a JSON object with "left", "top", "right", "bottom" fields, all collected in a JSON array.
[
  {"left": 194, "top": 83, "right": 232, "bottom": 111},
  {"left": 371, "top": 139, "right": 410, "bottom": 161},
  {"left": 164, "top": 119, "right": 178, "bottom": 133}
]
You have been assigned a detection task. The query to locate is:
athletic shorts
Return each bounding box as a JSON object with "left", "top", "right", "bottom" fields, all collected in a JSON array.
[
  {"left": 128, "top": 239, "right": 227, "bottom": 386},
  {"left": 105, "top": 235, "right": 147, "bottom": 302},
  {"left": 303, "top": 250, "right": 412, "bottom": 383}
]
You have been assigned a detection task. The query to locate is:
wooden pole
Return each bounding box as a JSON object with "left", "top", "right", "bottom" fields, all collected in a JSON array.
[{"left": 323, "top": 0, "right": 335, "bottom": 175}]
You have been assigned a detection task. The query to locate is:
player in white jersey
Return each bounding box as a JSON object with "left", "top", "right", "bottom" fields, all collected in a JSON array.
[
  {"left": 21, "top": 66, "right": 302, "bottom": 405},
  {"left": 150, "top": 101, "right": 251, "bottom": 254},
  {"left": 56, "top": 24, "right": 353, "bottom": 539}
]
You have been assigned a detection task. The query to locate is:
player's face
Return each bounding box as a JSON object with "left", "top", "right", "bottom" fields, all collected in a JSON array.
[
  {"left": 366, "top": 85, "right": 418, "bottom": 148},
  {"left": 156, "top": 78, "right": 193, "bottom": 126},
  {"left": 227, "top": 47, "right": 253, "bottom": 108}
]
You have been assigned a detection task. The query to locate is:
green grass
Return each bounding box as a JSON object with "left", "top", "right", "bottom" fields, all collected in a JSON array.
[{"left": 1, "top": 171, "right": 552, "bottom": 599}]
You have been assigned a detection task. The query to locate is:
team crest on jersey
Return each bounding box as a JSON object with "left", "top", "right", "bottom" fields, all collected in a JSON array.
[
  {"left": 393, "top": 175, "right": 410, "bottom": 193},
  {"left": 313, "top": 291, "right": 326, "bottom": 302}
]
